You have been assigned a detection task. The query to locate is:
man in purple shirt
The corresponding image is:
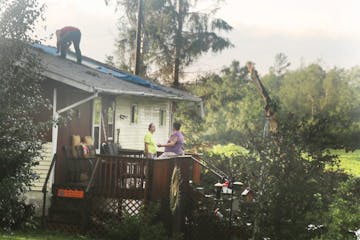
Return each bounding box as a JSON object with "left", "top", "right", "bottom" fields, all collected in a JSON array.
[{"left": 157, "top": 122, "right": 184, "bottom": 157}]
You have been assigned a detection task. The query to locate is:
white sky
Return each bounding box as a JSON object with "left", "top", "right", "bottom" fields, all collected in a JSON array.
[{"left": 36, "top": 0, "right": 360, "bottom": 79}]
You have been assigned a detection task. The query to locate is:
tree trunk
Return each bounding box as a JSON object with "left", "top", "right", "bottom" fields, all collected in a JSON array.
[
  {"left": 173, "top": 0, "right": 183, "bottom": 88},
  {"left": 134, "top": 0, "right": 143, "bottom": 76}
]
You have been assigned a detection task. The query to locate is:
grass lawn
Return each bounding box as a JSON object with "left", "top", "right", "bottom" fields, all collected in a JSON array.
[
  {"left": 0, "top": 231, "right": 91, "bottom": 240},
  {"left": 335, "top": 149, "right": 360, "bottom": 177},
  {"left": 210, "top": 144, "right": 360, "bottom": 176}
]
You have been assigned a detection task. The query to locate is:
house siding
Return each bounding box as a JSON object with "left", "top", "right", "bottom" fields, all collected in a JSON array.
[
  {"left": 115, "top": 96, "right": 172, "bottom": 150},
  {"left": 31, "top": 142, "right": 52, "bottom": 191}
]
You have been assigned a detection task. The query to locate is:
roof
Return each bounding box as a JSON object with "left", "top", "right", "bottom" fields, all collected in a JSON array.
[{"left": 32, "top": 43, "right": 201, "bottom": 102}]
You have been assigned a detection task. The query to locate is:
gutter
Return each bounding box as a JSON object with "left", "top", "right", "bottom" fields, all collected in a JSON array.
[
  {"left": 43, "top": 70, "right": 95, "bottom": 93},
  {"left": 44, "top": 69, "right": 200, "bottom": 102},
  {"left": 42, "top": 63, "right": 201, "bottom": 102},
  {"left": 95, "top": 87, "right": 198, "bottom": 102}
]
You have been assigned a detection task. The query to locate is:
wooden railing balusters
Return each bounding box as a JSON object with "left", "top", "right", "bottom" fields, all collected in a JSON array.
[
  {"left": 108, "top": 158, "right": 113, "bottom": 196},
  {"left": 114, "top": 157, "right": 118, "bottom": 195}
]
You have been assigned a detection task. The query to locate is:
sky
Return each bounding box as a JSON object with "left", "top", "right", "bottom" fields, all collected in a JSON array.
[{"left": 36, "top": 0, "right": 360, "bottom": 79}]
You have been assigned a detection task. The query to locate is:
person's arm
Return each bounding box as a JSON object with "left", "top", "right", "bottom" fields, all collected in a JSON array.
[{"left": 158, "top": 136, "right": 178, "bottom": 148}]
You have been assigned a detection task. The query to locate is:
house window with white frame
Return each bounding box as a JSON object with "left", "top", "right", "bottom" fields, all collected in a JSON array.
[
  {"left": 107, "top": 104, "right": 114, "bottom": 141},
  {"left": 92, "top": 98, "right": 101, "bottom": 153},
  {"left": 130, "top": 104, "right": 138, "bottom": 124},
  {"left": 159, "top": 109, "right": 166, "bottom": 126}
]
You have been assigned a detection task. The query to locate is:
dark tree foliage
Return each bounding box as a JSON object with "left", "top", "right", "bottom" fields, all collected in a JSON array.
[
  {"left": 238, "top": 116, "right": 348, "bottom": 239},
  {"left": 196, "top": 115, "right": 348, "bottom": 239},
  {"left": 0, "top": 0, "right": 49, "bottom": 230},
  {"left": 320, "top": 177, "right": 360, "bottom": 240},
  {"left": 176, "top": 60, "right": 360, "bottom": 239}
]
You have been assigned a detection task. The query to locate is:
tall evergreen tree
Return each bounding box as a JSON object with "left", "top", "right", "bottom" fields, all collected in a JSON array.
[{"left": 111, "top": 0, "right": 233, "bottom": 86}]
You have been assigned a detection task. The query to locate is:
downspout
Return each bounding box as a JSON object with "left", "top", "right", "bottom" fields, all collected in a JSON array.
[{"left": 50, "top": 88, "right": 58, "bottom": 191}]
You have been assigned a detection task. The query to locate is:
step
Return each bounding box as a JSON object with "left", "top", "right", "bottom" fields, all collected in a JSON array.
[
  {"left": 46, "top": 220, "right": 83, "bottom": 233},
  {"left": 48, "top": 208, "right": 84, "bottom": 224},
  {"left": 51, "top": 196, "right": 85, "bottom": 206},
  {"left": 49, "top": 205, "right": 84, "bottom": 212}
]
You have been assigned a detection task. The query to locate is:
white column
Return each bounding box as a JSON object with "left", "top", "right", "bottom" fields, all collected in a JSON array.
[{"left": 50, "top": 88, "right": 58, "bottom": 188}]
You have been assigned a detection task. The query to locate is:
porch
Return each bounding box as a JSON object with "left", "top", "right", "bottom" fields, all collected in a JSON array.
[{"left": 42, "top": 151, "right": 204, "bottom": 235}]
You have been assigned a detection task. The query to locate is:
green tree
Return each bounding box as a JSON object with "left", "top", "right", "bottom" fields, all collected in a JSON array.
[
  {"left": 179, "top": 60, "right": 360, "bottom": 152},
  {"left": 177, "top": 61, "right": 264, "bottom": 146},
  {"left": 269, "top": 52, "right": 291, "bottom": 78},
  {"left": 190, "top": 113, "right": 348, "bottom": 239},
  {"left": 274, "top": 64, "right": 360, "bottom": 151},
  {"left": 111, "top": 0, "right": 233, "bottom": 87},
  {"left": 346, "top": 65, "right": 360, "bottom": 90},
  {"left": 177, "top": 60, "right": 360, "bottom": 238},
  {"left": 0, "top": 0, "right": 48, "bottom": 230},
  {"left": 237, "top": 116, "right": 347, "bottom": 239},
  {"left": 320, "top": 177, "right": 360, "bottom": 240}
]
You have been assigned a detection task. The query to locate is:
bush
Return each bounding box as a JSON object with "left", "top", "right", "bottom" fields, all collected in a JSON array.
[
  {"left": 0, "top": 0, "right": 48, "bottom": 231},
  {"left": 320, "top": 177, "right": 360, "bottom": 240},
  {"left": 187, "top": 208, "right": 229, "bottom": 240},
  {"left": 0, "top": 177, "right": 36, "bottom": 230},
  {"left": 104, "top": 204, "right": 178, "bottom": 240}
]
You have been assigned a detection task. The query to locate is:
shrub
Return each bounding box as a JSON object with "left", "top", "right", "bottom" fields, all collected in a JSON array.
[
  {"left": 104, "top": 204, "right": 176, "bottom": 240},
  {"left": 0, "top": 0, "right": 48, "bottom": 231}
]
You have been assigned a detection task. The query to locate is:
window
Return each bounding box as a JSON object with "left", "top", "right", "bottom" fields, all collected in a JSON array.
[
  {"left": 130, "top": 104, "right": 138, "bottom": 124},
  {"left": 159, "top": 109, "right": 166, "bottom": 126},
  {"left": 94, "top": 126, "right": 100, "bottom": 149},
  {"left": 108, "top": 105, "right": 114, "bottom": 140},
  {"left": 92, "top": 98, "right": 102, "bottom": 153}
]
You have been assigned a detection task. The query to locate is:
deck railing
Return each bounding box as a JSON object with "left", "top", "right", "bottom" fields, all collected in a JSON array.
[
  {"left": 90, "top": 155, "right": 152, "bottom": 199},
  {"left": 87, "top": 154, "right": 201, "bottom": 201}
]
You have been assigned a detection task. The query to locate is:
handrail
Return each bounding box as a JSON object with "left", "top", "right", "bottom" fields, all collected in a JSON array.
[
  {"left": 80, "top": 156, "right": 101, "bottom": 232},
  {"left": 190, "top": 155, "right": 229, "bottom": 180},
  {"left": 85, "top": 157, "right": 101, "bottom": 193},
  {"left": 41, "top": 153, "right": 57, "bottom": 228}
]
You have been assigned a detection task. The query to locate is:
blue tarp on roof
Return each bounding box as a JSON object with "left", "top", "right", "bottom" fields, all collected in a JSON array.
[
  {"left": 95, "top": 66, "right": 162, "bottom": 90},
  {"left": 32, "top": 43, "right": 162, "bottom": 91}
]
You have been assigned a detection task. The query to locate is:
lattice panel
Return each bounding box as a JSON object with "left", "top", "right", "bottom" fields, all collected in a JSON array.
[
  {"left": 87, "top": 197, "right": 144, "bottom": 235},
  {"left": 121, "top": 199, "right": 143, "bottom": 216}
]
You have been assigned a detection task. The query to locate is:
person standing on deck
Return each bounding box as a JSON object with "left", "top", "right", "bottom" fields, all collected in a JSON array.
[
  {"left": 144, "top": 123, "right": 157, "bottom": 159},
  {"left": 157, "top": 122, "right": 184, "bottom": 158},
  {"left": 56, "top": 26, "right": 82, "bottom": 64}
]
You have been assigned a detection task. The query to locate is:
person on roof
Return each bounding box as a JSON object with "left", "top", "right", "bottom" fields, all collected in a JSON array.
[{"left": 56, "top": 26, "right": 82, "bottom": 64}]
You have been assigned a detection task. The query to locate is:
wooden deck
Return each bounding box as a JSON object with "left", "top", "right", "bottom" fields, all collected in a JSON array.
[
  {"left": 43, "top": 152, "right": 203, "bottom": 235},
  {"left": 89, "top": 154, "right": 197, "bottom": 200}
]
